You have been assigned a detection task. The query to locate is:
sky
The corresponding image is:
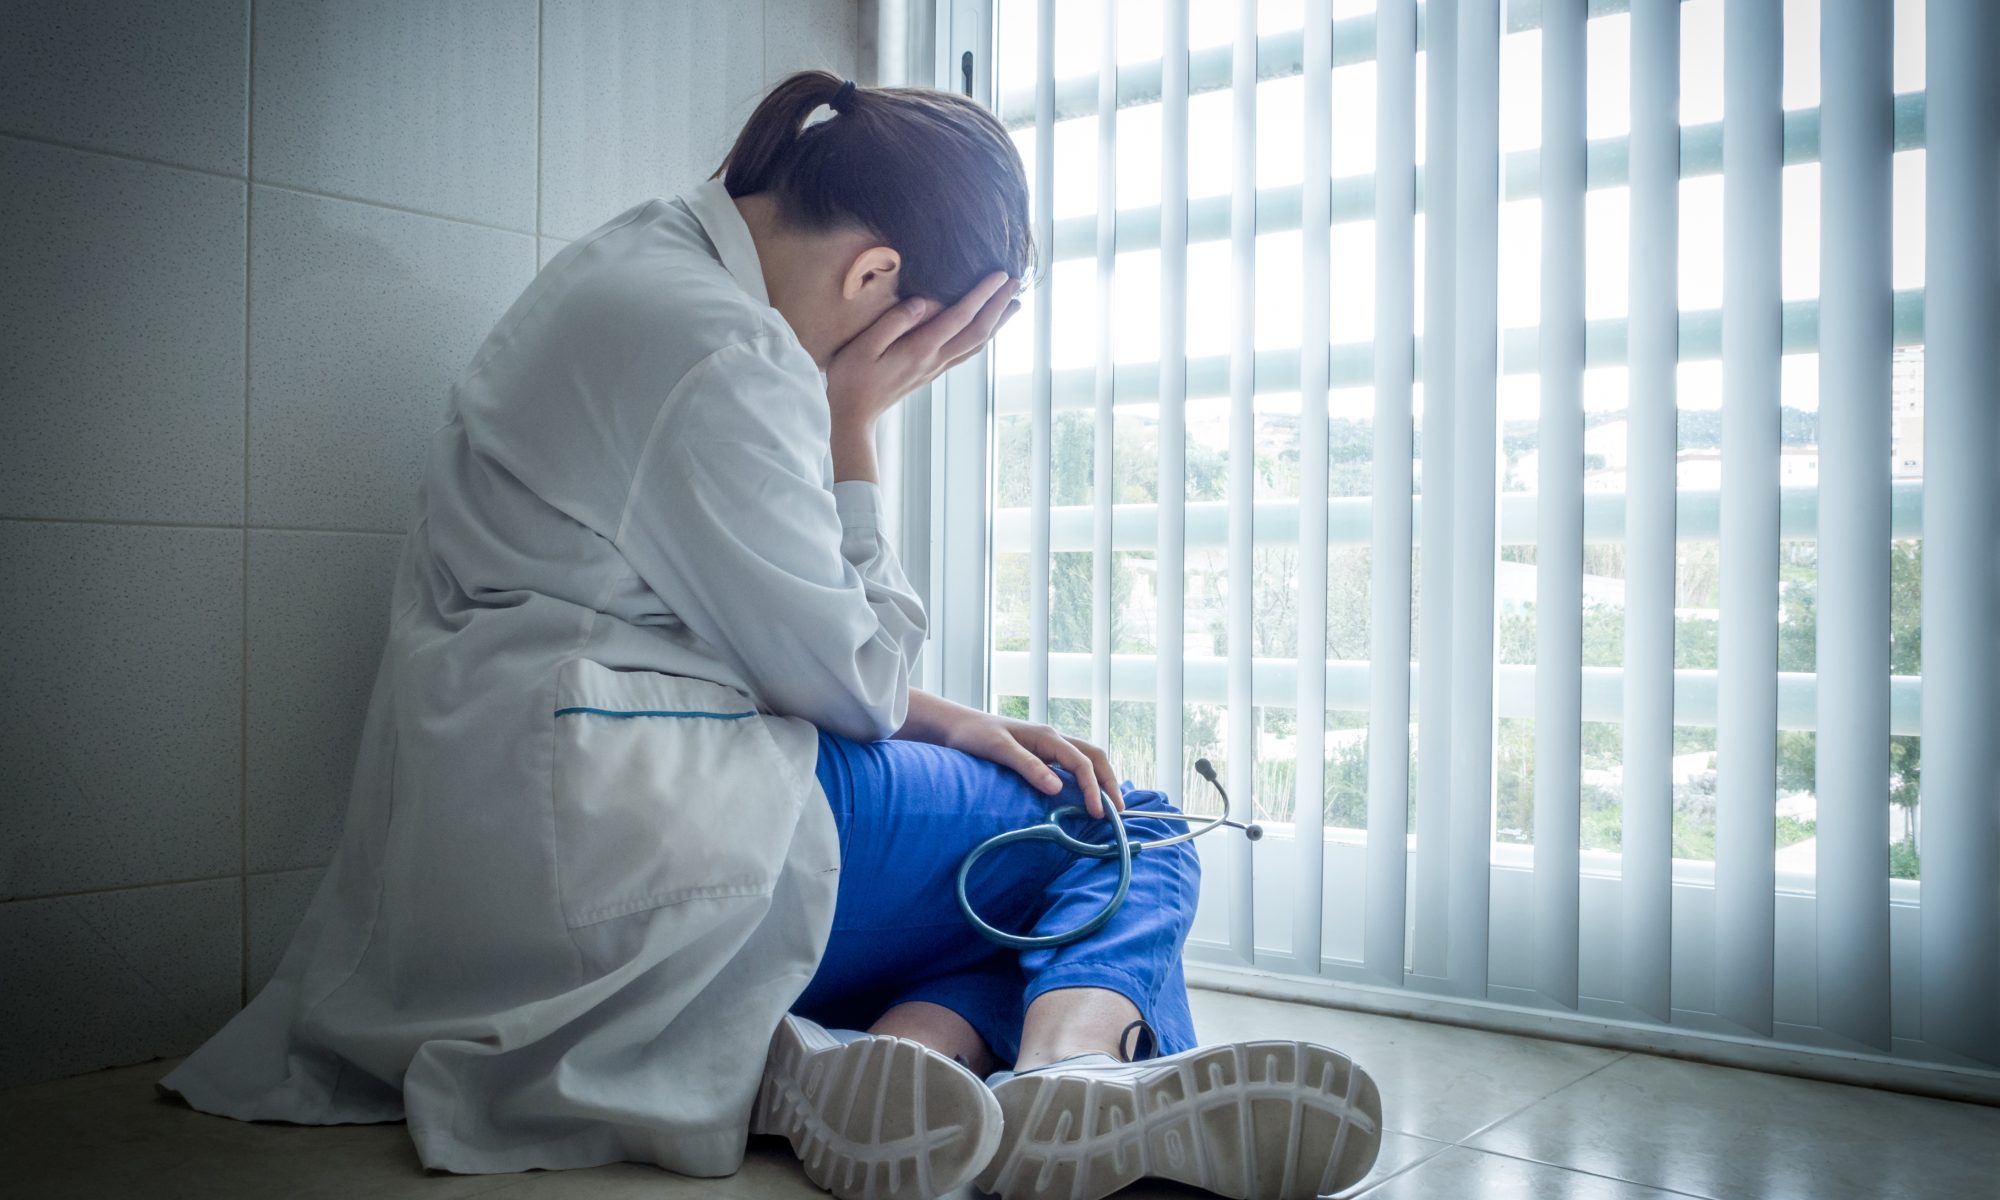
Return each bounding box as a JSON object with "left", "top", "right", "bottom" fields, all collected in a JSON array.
[{"left": 990, "top": 0, "right": 1932, "bottom": 422}]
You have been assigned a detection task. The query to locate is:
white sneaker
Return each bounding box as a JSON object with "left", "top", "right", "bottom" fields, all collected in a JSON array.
[
  {"left": 974, "top": 1039, "right": 1382, "bottom": 1200},
  {"left": 753, "top": 1013, "right": 1005, "bottom": 1200}
]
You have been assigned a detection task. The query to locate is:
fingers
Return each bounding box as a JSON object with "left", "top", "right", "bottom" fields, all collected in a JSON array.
[
  {"left": 993, "top": 734, "right": 1064, "bottom": 798},
  {"left": 1031, "top": 728, "right": 1107, "bottom": 819},
  {"left": 936, "top": 282, "right": 1022, "bottom": 363},
  {"left": 1067, "top": 737, "right": 1122, "bottom": 812},
  {"left": 910, "top": 272, "right": 1014, "bottom": 357},
  {"left": 850, "top": 294, "right": 937, "bottom": 360},
  {"left": 938, "top": 298, "right": 1020, "bottom": 375}
]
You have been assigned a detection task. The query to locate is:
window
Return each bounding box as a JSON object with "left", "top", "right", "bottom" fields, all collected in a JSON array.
[{"left": 957, "top": 0, "right": 1996, "bottom": 1070}]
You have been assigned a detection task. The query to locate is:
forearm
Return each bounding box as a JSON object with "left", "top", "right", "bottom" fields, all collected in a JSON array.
[
  {"left": 895, "top": 685, "right": 1120, "bottom": 812},
  {"left": 895, "top": 686, "right": 982, "bottom": 744}
]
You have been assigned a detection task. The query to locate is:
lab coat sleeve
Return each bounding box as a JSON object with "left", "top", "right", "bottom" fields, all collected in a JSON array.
[{"left": 621, "top": 335, "right": 926, "bottom": 741}]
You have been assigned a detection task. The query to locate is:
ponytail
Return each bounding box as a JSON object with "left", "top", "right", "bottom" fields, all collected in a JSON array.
[{"left": 712, "top": 71, "right": 1035, "bottom": 303}]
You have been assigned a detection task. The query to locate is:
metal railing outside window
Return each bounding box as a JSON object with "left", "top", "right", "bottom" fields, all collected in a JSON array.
[{"left": 932, "top": 0, "right": 1996, "bottom": 1085}]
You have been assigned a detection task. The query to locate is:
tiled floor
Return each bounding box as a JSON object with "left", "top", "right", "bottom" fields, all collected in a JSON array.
[{"left": 5, "top": 988, "right": 1995, "bottom": 1199}]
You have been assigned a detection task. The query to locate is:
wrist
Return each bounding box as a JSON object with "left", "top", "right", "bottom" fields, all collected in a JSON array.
[
  {"left": 897, "top": 688, "right": 980, "bottom": 746},
  {"left": 830, "top": 421, "right": 879, "bottom": 483}
]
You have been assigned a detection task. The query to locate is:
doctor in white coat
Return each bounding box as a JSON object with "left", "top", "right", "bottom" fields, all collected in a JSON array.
[{"left": 160, "top": 71, "right": 1382, "bottom": 1200}]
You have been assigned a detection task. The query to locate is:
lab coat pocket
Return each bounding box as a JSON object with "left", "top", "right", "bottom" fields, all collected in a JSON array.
[{"left": 550, "top": 659, "right": 803, "bottom": 928}]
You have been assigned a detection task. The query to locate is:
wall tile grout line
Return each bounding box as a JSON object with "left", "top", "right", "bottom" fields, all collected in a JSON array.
[
  {"left": 12, "top": 0, "right": 865, "bottom": 1086},
  {"left": 241, "top": 0, "right": 258, "bottom": 1011},
  {"left": 0, "top": 515, "right": 407, "bottom": 538},
  {"left": 0, "top": 128, "right": 247, "bottom": 186},
  {"left": 0, "top": 130, "right": 539, "bottom": 240},
  {"left": 247, "top": 177, "right": 539, "bottom": 240},
  {"left": 536, "top": 0, "right": 544, "bottom": 241},
  {"left": 1, "top": 863, "right": 326, "bottom": 907},
  {"left": 6, "top": 0, "right": 545, "bottom": 1086}
]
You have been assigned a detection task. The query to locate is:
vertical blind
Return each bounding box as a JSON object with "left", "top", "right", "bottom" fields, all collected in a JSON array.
[{"left": 974, "top": 0, "right": 1995, "bottom": 1072}]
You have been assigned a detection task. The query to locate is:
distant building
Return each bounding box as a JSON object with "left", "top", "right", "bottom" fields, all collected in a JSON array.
[{"left": 1892, "top": 346, "right": 1924, "bottom": 478}]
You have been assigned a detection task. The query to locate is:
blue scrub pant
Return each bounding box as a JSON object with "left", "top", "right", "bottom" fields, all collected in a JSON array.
[{"left": 793, "top": 731, "right": 1202, "bottom": 1067}]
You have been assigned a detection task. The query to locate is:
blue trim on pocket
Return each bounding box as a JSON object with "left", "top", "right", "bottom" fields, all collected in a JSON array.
[{"left": 554, "top": 706, "right": 758, "bottom": 720}]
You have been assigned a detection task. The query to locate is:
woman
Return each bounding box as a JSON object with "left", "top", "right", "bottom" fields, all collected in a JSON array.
[{"left": 159, "top": 72, "right": 1380, "bottom": 1200}]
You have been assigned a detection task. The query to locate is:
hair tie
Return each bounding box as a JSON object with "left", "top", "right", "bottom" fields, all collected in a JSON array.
[{"left": 830, "top": 79, "right": 858, "bottom": 112}]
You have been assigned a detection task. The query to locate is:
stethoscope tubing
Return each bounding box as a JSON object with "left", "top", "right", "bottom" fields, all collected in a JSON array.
[{"left": 955, "top": 799, "right": 1262, "bottom": 950}]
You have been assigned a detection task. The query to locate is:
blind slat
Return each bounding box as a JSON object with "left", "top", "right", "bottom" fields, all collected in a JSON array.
[
  {"left": 1920, "top": 0, "right": 2000, "bottom": 1067},
  {"left": 996, "top": 10, "right": 1391, "bottom": 128},
  {"left": 1620, "top": 0, "right": 1679, "bottom": 1025},
  {"left": 1411, "top": 0, "right": 1460, "bottom": 984},
  {"left": 1224, "top": 0, "right": 1259, "bottom": 963},
  {"left": 1089, "top": 0, "right": 1117, "bottom": 749},
  {"left": 1035, "top": 93, "right": 1931, "bottom": 267},
  {"left": 1293, "top": 0, "right": 1335, "bottom": 975},
  {"left": 979, "top": 0, "right": 1980, "bottom": 1074},
  {"left": 1364, "top": 0, "right": 1418, "bottom": 986},
  {"left": 1028, "top": 0, "right": 1056, "bottom": 725},
  {"left": 1533, "top": 0, "right": 1586, "bottom": 1012},
  {"left": 1446, "top": 0, "right": 1499, "bottom": 995},
  {"left": 1156, "top": 0, "right": 1189, "bottom": 825},
  {"left": 1715, "top": 0, "right": 1782, "bottom": 1037},
  {"left": 1813, "top": 0, "right": 1894, "bottom": 1052}
]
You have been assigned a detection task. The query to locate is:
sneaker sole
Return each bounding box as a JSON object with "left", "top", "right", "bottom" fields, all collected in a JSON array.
[
  {"left": 752, "top": 1015, "right": 1004, "bottom": 1200},
  {"left": 975, "top": 1040, "right": 1382, "bottom": 1200}
]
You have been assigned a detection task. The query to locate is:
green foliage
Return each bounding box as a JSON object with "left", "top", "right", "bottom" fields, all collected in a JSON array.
[
  {"left": 1494, "top": 718, "right": 1534, "bottom": 843},
  {"left": 1889, "top": 540, "right": 1923, "bottom": 673},
  {"left": 1048, "top": 697, "right": 1091, "bottom": 739},
  {"left": 1328, "top": 417, "right": 1374, "bottom": 498},
  {"left": 1776, "top": 540, "right": 1818, "bottom": 673},
  {"left": 1671, "top": 812, "right": 1716, "bottom": 861},
  {"left": 1775, "top": 815, "right": 1816, "bottom": 850},
  {"left": 1197, "top": 729, "right": 1373, "bottom": 827},
  {"left": 1674, "top": 614, "right": 1719, "bottom": 670},
  {"left": 1674, "top": 725, "right": 1718, "bottom": 754},
  {"left": 1775, "top": 731, "right": 1816, "bottom": 796},
  {"left": 995, "top": 393, "right": 1929, "bottom": 879},
  {"left": 1050, "top": 551, "right": 1092, "bottom": 653},
  {"left": 1582, "top": 802, "right": 1624, "bottom": 851},
  {"left": 1673, "top": 406, "right": 1819, "bottom": 451}
]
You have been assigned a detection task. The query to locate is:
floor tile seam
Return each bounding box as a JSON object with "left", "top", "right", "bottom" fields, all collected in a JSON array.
[
  {"left": 1342, "top": 1133, "right": 1456, "bottom": 1198},
  {"left": 1444, "top": 1048, "right": 1635, "bottom": 1148},
  {"left": 1464, "top": 1143, "right": 1726, "bottom": 1199}
]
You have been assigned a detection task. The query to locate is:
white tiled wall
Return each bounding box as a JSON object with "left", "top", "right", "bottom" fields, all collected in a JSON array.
[{"left": 0, "top": 0, "right": 860, "bottom": 1090}]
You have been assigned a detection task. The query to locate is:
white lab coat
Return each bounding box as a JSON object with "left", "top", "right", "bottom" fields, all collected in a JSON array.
[{"left": 158, "top": 179, "right": 928, "bottom": 1177}]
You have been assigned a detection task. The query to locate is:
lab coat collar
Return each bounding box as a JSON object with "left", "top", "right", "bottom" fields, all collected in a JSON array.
[{"left": 681, "top": 178, "right": 771, "bottom": 308}]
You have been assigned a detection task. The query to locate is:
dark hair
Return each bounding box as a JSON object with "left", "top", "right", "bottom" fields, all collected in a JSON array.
[{"left": 713, "top": 71, "right": 1035, "bottom": 302}]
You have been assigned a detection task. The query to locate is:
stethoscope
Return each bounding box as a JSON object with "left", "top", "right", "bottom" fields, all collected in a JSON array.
[{"left": 956, "top": 758, "right": 1264, "bottom": 949}]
